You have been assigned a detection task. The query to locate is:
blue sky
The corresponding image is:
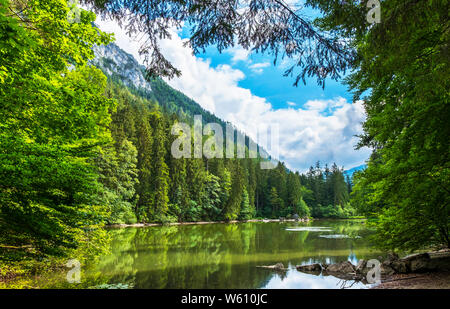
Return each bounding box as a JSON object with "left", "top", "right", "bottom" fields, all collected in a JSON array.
[
  {"left": 195, "top": 45, "right": 353, "bottom": 111},
  {"left": 94, "top": 5, "right": 371, "bottom": 173},
  {"left": 177, "top": 5, "right": 354, "bottom": 112}
]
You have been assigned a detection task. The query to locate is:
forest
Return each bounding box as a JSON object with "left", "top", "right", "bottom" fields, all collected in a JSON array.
[
  {"left": 0, "top": 0, "right": 448, "bottom": 283},
  {"left": 100, "top": 80, "right": 355, "bottom": 225},
  {"left": 0, "top": 0, "right": 354, "bottom": 266}
]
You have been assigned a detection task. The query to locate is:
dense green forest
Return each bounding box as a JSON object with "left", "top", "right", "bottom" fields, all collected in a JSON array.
[
  {"left": 310, "top": 0, "right": 450, "bottom": 251},
  {"left": 100, "top": 80, "right": 355, "bottom": 225},
  {"left": 0, "top": 0, "right": 353, "bottom": 267}
]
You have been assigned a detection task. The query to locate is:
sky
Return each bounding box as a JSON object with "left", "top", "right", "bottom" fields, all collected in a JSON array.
[{"left": 93, "top": 7, "right": 371, "bottom": 173}]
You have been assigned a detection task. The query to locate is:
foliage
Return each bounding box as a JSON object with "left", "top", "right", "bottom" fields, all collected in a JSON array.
[
  {"left": 239, "top": 188, "right": 254, "bottom": 221},
  {"left": 295, "top": 198, "right": 311, "bottom": 218},
  {"left": 300, "top": 162, "right": 352, "bottom": 218},
  {"left": 102, "top": 78, "right": 359, "bottom": 223},
  {"left": 312, "top": 0, "right": 450, "bottom": 250},
  {"left": 0, "top": 0, "right": 113, "bottom": 259},
  {"left": 94, "top": 139, "right": 139, "bottom": 224},
  {"left": 84, "top": 0, "right": 354, "bottom": 87}
]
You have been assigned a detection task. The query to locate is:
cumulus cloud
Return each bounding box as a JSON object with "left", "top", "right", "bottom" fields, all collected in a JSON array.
[
  {"left": 263, "top": 99, "right": 370, "bottom": 171},
  {"left": 94, "top": 16, "right": 145, "bottom": 64},
  {"left": 94, "top": 16, "right": 370, "bottom": 172},
  {"left": 226, "top": 45, "right": 251, "bottom": 63},
  {"left": 248, "top": 62, "right": 271, "bottom": 74}
]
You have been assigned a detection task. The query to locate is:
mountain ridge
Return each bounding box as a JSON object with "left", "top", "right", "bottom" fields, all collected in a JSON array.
[{"left": 92, "top": 42, "right": 274, "bottom": 162}]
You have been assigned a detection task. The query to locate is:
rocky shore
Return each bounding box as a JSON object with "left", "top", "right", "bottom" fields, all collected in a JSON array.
[
  {"left": 294, "top": 249, "right": 450, "bottom": 288},
  {"left": 372, "top": 271, "right": 450, "bottom": 289}
]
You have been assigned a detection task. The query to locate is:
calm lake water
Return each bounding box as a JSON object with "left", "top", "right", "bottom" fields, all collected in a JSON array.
[{"left": 35, "top": 219, "right": 384, "bottom": 289}]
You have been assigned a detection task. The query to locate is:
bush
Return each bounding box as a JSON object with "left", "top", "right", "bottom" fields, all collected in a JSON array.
[{"left": 295, "top": 198, "right": 311, "bottom": 218}]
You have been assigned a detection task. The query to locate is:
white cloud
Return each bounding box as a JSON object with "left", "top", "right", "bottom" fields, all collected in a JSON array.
[
  {"left": 287, "top": 101, "right": 297, "bottom": 107},
  {"left": 304, "top": 97, "right": 347, "bottom": 115},
  {"left": 94, "top": 16, "right": 145, "bottom": 64},
  {"left": 248, "top": 62, "right": 271, "bottom": 74},
  {"left": 94, "top": 15, "right": 370, "bottom": 172},
  {"left": 261, "top": 99, "right": 370, "bottom": 171},
  {"left": 226, "top": 45, "right": 251, "bottom": 63}
]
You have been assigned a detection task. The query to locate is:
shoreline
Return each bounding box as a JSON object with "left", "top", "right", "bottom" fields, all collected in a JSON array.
[
  {"left": 106, "top": 218, "right": 310, "bottom": 228},
  {"left": 373, "top": 271, "right": 450, "bottom": 289}
]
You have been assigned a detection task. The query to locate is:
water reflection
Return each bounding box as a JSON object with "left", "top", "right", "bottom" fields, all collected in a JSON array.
[
  {"left": 81, "top": 220, "right": 381, "bottom": 289},
  {"left": 263, "top": 267, "right": 372, "bottom": 289}
]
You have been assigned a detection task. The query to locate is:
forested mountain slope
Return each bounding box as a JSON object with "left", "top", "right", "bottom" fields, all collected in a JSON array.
[
  {"left": 88, "top": 43, "right": 355, "bottom": 225},
  {"left": 93, "top": 43, "right": 226, "bottom": 126}
]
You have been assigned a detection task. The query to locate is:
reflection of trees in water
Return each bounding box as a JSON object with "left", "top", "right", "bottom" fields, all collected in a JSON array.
[
  {"left": 95, "top": 228, "right": 139, "bottom": 287},
  {"left": 283, "top": 220, "right": 379, "bottom": 265},
  {"left": 89, "top": 221, "right": 379, "bottom": 288}
]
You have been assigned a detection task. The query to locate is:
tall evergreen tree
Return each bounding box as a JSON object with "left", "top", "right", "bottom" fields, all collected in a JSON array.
[
  {"left": 149, "top": 111, "right": 170, "bottom": 221},
  {"left": 135, "top": 112, "right": 153, "bottom": 221},
  {"left": 223, "top": 160, "right": 244, "bottom": 221}
]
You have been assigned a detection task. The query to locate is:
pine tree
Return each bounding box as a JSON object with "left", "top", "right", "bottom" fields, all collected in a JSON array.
[
  {"left": 223, "top": 160, "right": 244, "bottom": 221},
  {"left": 239, "top": 188, "right": 254, "bottom": 220},
  {"left": 331, "top": 163, "right": 349, "bottom": 207},
  {"left": 149, "top": 111, "right": 170, "bottom": 222},
  {"left": 135, "top": 112, "right": 153, "bottom": 222},
  {"left": 269, "top": 187, "right": 283, "bottom": 218}
]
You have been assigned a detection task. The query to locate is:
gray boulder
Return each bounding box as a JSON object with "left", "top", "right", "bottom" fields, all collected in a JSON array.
[
  {"left": 390, "top": 260, "right": 409, "bottom": 273},
  {"left": 386, "top": 252, "right": 400, "bottom": 262},
  {"left": 355, "top": 259, "right": 368, "bottom": 275},
  {"left": 296, "top": 263, "right": 322, "bottom": 272},
  {"left": 401, "top": 253, "right": 430, "bottom": 272},
  {"left": 326, "top": 261, "right": 356, "bottom": 273},
  {"left": 257, "top": 262, "right": 286, "bottom": 271},
  {"left": 427, "top": 251, "right": 450, "bottom": 271},
  {"left": 380, "top": 264, "right": 396, "bottom": 276}
]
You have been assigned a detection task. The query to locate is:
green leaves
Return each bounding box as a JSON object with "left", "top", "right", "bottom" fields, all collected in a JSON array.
[
  {"left": 0, "top": 0, "right": 114, "bottom": 259},
  {"left": 313, "top": 0, "right": 450, "bottom": 250}
]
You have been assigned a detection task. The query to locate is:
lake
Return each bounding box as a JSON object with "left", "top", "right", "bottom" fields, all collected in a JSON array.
[{"left": 54, "top": 219, "right": 380, "bottom": 289}]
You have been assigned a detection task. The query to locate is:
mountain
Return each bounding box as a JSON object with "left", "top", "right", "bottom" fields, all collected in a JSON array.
[
  {"left": 92, "top": 42, "right": 273, "bottom": 161},
  {"left": 93, "top": 43, "right": 226, "bottom": 126},
  {"left": 93, "top": 43, "right": 152, "bottom": 92},
  {"left": 344, "top": 164, "right": 367, "bottom": 177}
]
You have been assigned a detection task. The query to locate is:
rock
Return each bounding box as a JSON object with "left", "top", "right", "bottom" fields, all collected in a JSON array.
[
  {"left": 423, "top": 251, "right": 450, "bottom": 271},
  {"left": 401, "top": 253, "right": 431, "bottom": 272},
  {"left": 381, "top": 255, "right": 399, "bottom": 276},
  {"left": 273, "top": 262, "right": 285, "bottom": 270},
  {"left": 386, "top": 252, "right": 399, "bottom": 262},
  {"left": 326, "top": 261, "right": 356, "bottom": 273},
  {"left": 257, "top": 263, "right": 286, "bottom": 271},
  {"left": 296, "top": 263, "right": 322, "bottom": 272},
  {"left": 380, "top": 264, "right": 396, "bottom": 276},
  {"left": 390, "top": 260, "right": 408, "bottom": 273},
  {"left": 355, "top": 259, "right": 368, "bottom": 274}
]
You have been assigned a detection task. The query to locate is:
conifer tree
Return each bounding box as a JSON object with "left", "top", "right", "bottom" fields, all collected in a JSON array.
[
  {"left": 149, "top": 111, "right": 170, "bottom": 221},
  {"left": 135, "top": 112, "right": 153, "bottom": 221}
]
